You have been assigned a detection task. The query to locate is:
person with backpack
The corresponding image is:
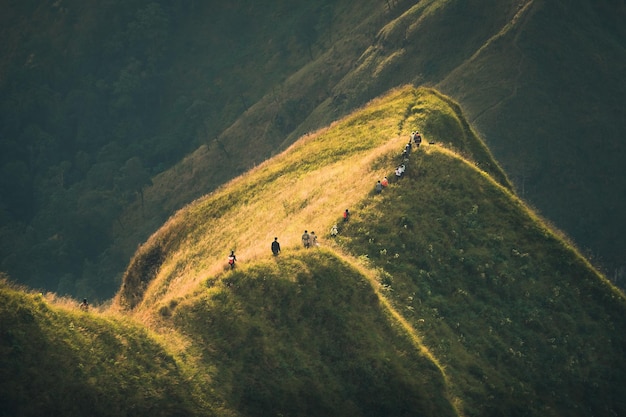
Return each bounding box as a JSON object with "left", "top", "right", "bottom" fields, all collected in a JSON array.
[
  {"left": 79, "top": 298, "right": 89, "bottom": 311},
  {"left": 271, "top": 237, "right": 281, "bottom": 256},
  {"left": 228, "top": 250, "right": 237, "bottom": 269},
  {"left": 343, "top": 209, "right": 350, "bottom": 222}
]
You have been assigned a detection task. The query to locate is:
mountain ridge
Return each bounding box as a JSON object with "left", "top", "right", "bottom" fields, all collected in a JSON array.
[{"left": 2, "top": 85, "right": 625, "bottom": 416}]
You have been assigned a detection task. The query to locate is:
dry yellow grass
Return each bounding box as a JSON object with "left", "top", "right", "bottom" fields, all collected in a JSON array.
[{"left": 120, "top": 86, "right": 421, "bottom": 319}]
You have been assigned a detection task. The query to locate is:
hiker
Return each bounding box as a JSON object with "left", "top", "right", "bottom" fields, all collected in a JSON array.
[
  {"left": 271, "top": 237, "right": 281, "bottom": 256},
  {"left": 310, "top": 231, "right": 318, "bottom": 247},
  {"left": 330, "top": 224, "right": 338, "bottom": 237},
  {"left": 381, "top": 176, "right": 389, "bottom": 187},
  {"left": 79, "top": 298, "right": 89, "bottom": 311},
  {"left": 414, "top": 132, "right": 422, "bottom": 147},
  {"left": 375, "top": 180, "right": 383, "bottom": 194},
  {"left": 343, "top": 209, "right": 350, "bottom": 222},
  {"left": 228, "top": 250, "right": 237, "bottom": 269},
  {"left": 395, "top": 164, "right": 405, "bottom": 178},
  {"left": 302, "top": 230, "right": 311, "bottom": 248}
]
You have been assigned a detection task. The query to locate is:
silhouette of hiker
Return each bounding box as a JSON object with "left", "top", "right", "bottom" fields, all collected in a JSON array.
[
  {"left": 79, "top": 298, "right": 89, "bottom": 311},
  {"left": 228, "top": 250, "right": 237, "bottom": 269},
  {"left": 302, "top": 230, "right": 311, "bottom": 248},
  {"left": 271, "top": 237, "right": 281, "bottom": 255},
  {"left": 414, "top": 132, "right": 422, "bottom": 147},
  {"left": 343, "top": 209, "right": 350, "bottom": 222}
]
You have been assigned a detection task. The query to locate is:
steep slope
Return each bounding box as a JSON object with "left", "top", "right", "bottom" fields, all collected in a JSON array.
[
  {"left": 339, "top": 147, "right": 626, "bottom": 415},
  {"left": 115, "top": 86, "right": 625, "bottom": 416},
  {"left": 172, "top": 250, "right": 458, "bottom": 417},
  {"left": 437, "top": 0, "right": 626, "bottom": 281},
  {"left": 3, "top": 86, "right": 625, "bottom": 417},
  {"left": 116, "top": 86, "right": 510, "bottom": 313}
]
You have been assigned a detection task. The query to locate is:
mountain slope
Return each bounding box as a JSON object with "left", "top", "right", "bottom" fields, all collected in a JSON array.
[
  {"left": 3, "top": 86, "right": 626, "bottom": 416},
  {"left": 339, "top": 145, "right": 626, "bottom": 415},
  {"left": 113, "top": 86, "right": 624, "bottom": 416},
  {"left": 116, "top": 86, "right": 510, "bottom": 313}
]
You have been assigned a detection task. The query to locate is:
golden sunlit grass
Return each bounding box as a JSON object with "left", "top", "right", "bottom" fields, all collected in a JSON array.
[
  {"left": 120, "top": 86, "right": 426, "bottom": 316},
  {"left": 109, "top": 85, "right": 522, "bottom": 415}
]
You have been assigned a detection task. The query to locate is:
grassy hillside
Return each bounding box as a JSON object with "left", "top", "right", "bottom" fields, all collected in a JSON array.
[
  {"left": 116, "top": 86, "right": 510, "bottom": 313},
  {"left": 2, "top": 86, "right": 625, "bottom": 416},
  {"left": 0, "top": 278, "right": 211, "bottom": 417},
  {"left": 116, "top": 87, "right": 624, "bottom": 416},
  {"left": 338, "top": 147, "right": 626, "bottom": 415},
  {"left": 436, "top": 0, "right": 626, "bottom": 281}
]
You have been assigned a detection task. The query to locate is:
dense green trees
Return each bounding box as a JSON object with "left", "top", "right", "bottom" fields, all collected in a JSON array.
[{"left": 0, "top": 0, "right": 200, "bottom": 299}]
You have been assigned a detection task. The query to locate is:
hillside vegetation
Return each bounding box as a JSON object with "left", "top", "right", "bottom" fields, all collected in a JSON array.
[
  {"left": 4, "top": 87, "right": 623, "bottom": 416},
  {"left": 2, "top": 0, "right": 625, "bottom": 300}
]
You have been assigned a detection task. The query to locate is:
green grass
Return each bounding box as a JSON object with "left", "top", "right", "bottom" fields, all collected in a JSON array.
[
  {"left": 0, "top": 278, "right": 212, "bottom": 417},
  {"left": 173, "top": 249, "right": 458, "bottom": 417},
  {"left": 3, "top": 85, "right": 625, "bottom": 417},
  {"left": 337, "top": 145, "right": 626, "bottom": 416}
]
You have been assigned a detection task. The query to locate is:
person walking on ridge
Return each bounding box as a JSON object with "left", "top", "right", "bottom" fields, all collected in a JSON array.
[
  {"left": 228, "top": 250, "right": 237, "bottom": 269},
  {"left": 302, "top": 230, "right": 311, "bottom": 248},
  {"left": 343, "top": 209, "right": 350, "bottom": 222},
  {"left": 271, "top": 237, "right": 281, "bottom": 256}
]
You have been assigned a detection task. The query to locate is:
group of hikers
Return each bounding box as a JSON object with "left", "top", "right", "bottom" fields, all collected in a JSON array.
[
  {"left": 74, "top": 131, "right": 426, "bottom": 306},
  {"left": 226, "top": 207, "right": 351, "bottom": 268},
  {"left": 226, "top": 131, "right": 424, "bottom": 270},
  {"left": 376, "top": 130, "right": 422, "bottom": 194}
]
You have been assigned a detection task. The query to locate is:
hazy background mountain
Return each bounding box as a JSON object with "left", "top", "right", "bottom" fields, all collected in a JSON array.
[{"left": 1, "top": 0, "right": 625, "bottom": 300}]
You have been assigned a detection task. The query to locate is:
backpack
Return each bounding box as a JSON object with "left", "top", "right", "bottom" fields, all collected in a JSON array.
[{"left": 228, "top": 256, "right": 235, "bottom": 264}]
